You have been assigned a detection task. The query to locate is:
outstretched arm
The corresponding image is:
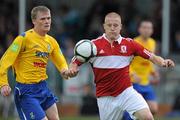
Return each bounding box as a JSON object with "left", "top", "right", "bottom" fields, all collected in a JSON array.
[{"left": 132, "top": 40, "right": 175, "bottom": 68}]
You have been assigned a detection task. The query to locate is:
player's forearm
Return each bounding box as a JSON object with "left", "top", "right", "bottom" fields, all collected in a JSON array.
[
  {"left": 0, "top": 71, "right": 9, "bottom": 88},
  {"left": 149, "top": 54, "right": 165, "bottom": 67},
  {"left": 50, "top": 53, "right": 68, "bottom": 72},
  {"left": 62, "top": 56, "right": 81, "bottom": 78},
  {"left": 150, "top": 54, "right": 175, "bottom": 68},
  {"left": 0, "top": 55, "right": 12, "bottom": 87}
]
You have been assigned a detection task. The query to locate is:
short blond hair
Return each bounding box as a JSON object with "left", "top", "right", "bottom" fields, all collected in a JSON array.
[
  {"left": 104, "top": 12, "right": 121, "bottom": 23},
  {"left": 31, "top": 6, "right": 50, "bottom": 20}
]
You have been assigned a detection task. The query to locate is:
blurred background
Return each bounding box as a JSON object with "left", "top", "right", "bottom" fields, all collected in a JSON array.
[{"left": 0, "top": 0, "right": 180, "bottom": 119}]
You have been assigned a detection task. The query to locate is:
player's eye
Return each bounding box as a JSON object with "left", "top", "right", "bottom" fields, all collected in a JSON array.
[
  {"left": 40, "top": 18, "right": 46, "bottom": 20},
  {"left": 47, "top": 17, "right": 51, "bottom": 20},
  {"left": 107, "top": 24, "right": 112, "bottom": 27},
  {"left": 113, "top": 24, "right": 118, "bottom": 28}
]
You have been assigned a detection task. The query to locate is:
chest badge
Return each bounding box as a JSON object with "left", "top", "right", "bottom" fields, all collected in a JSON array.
[{"left": 120, "top": 45, "right": 127, "bottom": 53}]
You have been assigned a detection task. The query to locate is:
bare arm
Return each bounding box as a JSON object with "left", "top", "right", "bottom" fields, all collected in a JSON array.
[{"left": 149, "top": 54, "right": 175, "bottom": 68}]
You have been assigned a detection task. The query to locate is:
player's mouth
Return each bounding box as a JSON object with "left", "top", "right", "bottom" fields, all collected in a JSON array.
[{"left": 44, "top": 25, "right": 50, "bottom": 28}]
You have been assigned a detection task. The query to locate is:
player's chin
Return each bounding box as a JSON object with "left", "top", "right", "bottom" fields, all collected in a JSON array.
[
  {"left": 43, "top": 28, "right": 50, "bottom": 32},
  {"left": 110, "top": 34, "right": 119, "bottom": 40}
]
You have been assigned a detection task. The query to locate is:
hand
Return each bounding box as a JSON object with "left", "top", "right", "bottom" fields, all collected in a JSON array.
[
  {"left": 61, "top": 69, "right": 69, "bottom": 79},
  {"left": 150, "top": 72, "right": 160, "bottom": 85},
  {"left": 0, "top": 85, "right": 11, "bottom": 96},
  {"left": 68, "top": 63, "right": 79, "bottom": 78},
  {"left": 162, "top": 59, "right": 175, "bottom": 68},
  {"left": 131, "top": 73, "right": 141, "bottom": 83},
  {"left": 150, "top": 79, "right": 160, "bottom": 85}
]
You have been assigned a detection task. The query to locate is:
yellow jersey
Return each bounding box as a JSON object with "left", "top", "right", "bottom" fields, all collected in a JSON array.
[
  {"left": 0, "top": 29, "right": 68, "bottom": 87},
  {"left": 130, "top": 36, "right": 156, "bottom": 85}
]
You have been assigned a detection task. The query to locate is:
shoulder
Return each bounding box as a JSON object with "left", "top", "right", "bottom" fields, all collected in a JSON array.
[
  {"left": 46, "top": 34, "right": 57, "bottom": 41},
  {"left": 123, "top": 37, "right": 133, "bottom": 41},
  {"left": 149, "top": 38, "right": 156, "bottom": 43},
  {"left": 133, "top": 36, "right": 141, "bottom": 42},
  {"left": 18, "top": 29, "right": 33, "bottom": 38},
  {"left": 121, "top": 37, "right": 141, "bottom": 50},
  {"left": 148, "top": 38, "right": 156, "bottom": 46},
  {"left": 92, "top": 35, "right": 104, "bottom": 42},
  {"left": 46, "top": 34, "right": 59, "bottom": 48},
  {"left": 122, "top": 37, "right": 134, "bottom": 44}
]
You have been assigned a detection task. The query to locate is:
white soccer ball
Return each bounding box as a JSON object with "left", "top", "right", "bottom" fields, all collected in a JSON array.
[{"left": 74, "top": 39, "right": 97, "bottom": 62}]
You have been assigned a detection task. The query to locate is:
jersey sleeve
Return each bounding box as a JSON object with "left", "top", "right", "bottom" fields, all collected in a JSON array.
[
  {"left": 150, "top": 40, "right": 157, "bottom": 73},
  {"left": 0, "top": 35, "right": 24, "bottom": 88},
  {"left": 50, "top": 39, "right": 68, "bottom": 72},
  {"left": 71, "top": 56, "right": 84, "bottom": 66},
  {"left": 132, "top": 40, "right": 153, "bottom": 59}
]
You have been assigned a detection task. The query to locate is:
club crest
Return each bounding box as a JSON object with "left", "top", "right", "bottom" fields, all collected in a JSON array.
[{"left": 120, "top": 45, "right": 127, "bottom": 53}]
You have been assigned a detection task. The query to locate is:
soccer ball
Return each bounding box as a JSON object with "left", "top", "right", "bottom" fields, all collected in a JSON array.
[{"left": 74, "top": 39, "right": 97, "bottom": 62}]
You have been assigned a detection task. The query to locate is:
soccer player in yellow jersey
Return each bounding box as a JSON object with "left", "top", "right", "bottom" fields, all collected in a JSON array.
[
  {"left": 130, "top": 20, "right": 159, "bottom": 116},
  {"left": 122, "top": 20, "right": 159, "bottom": 120},
  {"left": 0, "top": 6, "right": 73, "bottom": 120}
]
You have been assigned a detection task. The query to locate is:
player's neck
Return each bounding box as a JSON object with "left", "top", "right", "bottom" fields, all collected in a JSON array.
[
  {"left": 105, "top": 35, "right": 116, "bottom": 44},
  {"left": 33, "top": 28, "right": 47, "bottom": 37},
  {"left": 140, "top": 36, "right": 149, "bottom": 41}
]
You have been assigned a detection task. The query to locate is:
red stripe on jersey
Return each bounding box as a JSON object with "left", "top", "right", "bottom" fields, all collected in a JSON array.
[{"left": 93, "top": 66, "right": 132, "bottom": 97}]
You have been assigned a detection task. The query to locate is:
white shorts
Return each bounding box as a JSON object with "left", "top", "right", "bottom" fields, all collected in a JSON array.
[{"left": 97, "top": 86, "right": 149, "bottom": 120}]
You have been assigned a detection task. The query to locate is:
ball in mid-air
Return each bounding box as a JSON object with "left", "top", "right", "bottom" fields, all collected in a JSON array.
[{"left": 74, "top": 39, "right": 97, "bottom": 62}]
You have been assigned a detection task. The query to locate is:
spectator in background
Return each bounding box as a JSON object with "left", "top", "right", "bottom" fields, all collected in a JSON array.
[
  {"left": 83, "top": 0, "right": 120, "bottom": 39},
  {"left": 0, "top": 45, "right": 4, "bottom": 57},
  {"left": 0, "top": 1, "right": 18, "bottom": 51},
  {"left": 80, "top": 84, "right": 99, "bottom": 116}
]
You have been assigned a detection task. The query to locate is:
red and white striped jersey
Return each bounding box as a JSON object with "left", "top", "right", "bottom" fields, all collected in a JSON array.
[{"left": 74, "top": 34, "right": 152, "bottom": 97}]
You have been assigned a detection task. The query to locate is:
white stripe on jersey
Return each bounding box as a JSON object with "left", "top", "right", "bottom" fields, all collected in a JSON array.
[
  {"left": 91, "top": 56, "right": 133, "bottom": 69},
  {"left": 143, "top": 49, "right": 152, "bottom": 57}
]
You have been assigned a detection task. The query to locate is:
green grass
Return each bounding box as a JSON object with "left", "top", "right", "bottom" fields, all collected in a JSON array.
[
  {"left": 62, "top": 117, "right": 180, "bottom": 120},
  {"left": 1, "top": 116, "right": 180, "bottom": 120},
  {"left": 61, "top": 116, "right": 99, "bottom": 120}
]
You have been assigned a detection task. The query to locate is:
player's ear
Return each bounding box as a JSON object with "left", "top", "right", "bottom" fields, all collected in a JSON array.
[
  {"left": 103, "top": 23, "right": 106, "bottom": 30},
  {"left": 120, "top": 24, "right": 122, "bottom": 29},
  {"left": 32, "top": 19, "right": 36, "bottom": 25}
]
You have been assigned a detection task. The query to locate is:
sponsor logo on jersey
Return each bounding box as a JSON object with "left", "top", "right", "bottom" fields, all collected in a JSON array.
[
  {"left": 11, "top": 43, "right": 19, "bottom": 52},
  {"left": 35, "top": 51, "right": 49, "bottom": 58},
  {"left": 120, "top": 45, "right": 127, "bottom": 53},
  {"left": 33, "top": 62, "right": 47, "bottom": 68},
  {"left": 99, "top": 49, "right": 105, "bottom": 54}
]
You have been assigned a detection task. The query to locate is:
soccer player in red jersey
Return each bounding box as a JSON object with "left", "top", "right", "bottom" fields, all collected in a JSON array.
[{"left": 68, "top": 12, "right": 175, "bottom": 120}]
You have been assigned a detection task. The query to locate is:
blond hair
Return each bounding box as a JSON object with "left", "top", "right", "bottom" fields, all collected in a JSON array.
[
  {"left": 31, "top": 6, "right": 50, "bottom": 20},
  {"left": 104, "top": 12, "right": 121, "bottom": 23}
]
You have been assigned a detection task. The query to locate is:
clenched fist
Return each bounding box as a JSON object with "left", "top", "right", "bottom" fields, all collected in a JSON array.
[
  {"left": 162, "top": 59, "right": 175, "bottom": 68},
  {"left": 0, "top": 85, "right": 11, "bottom": 96}
]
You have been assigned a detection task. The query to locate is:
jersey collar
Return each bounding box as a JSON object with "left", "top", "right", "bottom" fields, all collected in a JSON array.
[{"left": 103, "top": 33, "right": 122, "bottom": 44}]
